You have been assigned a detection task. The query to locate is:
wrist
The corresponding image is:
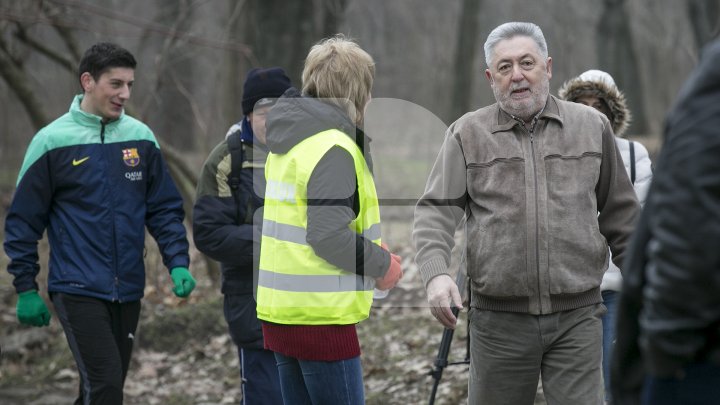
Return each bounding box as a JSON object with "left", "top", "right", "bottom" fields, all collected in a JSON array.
[
  {"left": 19, "top": 290, "right": 38, "bottom": 297},
  {"left": 419, "top": 257, "right": 449, "bottom": 287}
]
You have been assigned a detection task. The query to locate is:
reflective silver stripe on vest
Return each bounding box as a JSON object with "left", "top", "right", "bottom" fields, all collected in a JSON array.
[
  {"left": 266, "top": 179, "right": 296, "bottom": 203},
  {"left": 263, "top": 219, "right": 308, "bottom": 245},
  {"left": 258, "top": 269, "right": 374, "bottom": 292},
  {"left": 264, "top": 219, "right": 382, "bottom": 245}
]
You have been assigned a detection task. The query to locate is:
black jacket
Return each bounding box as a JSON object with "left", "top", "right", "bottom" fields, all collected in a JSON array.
[
  {"left": 193, "top": 120, "right": 265, "bottom": 348},
  {"left": 193, "top": 119, "right": 265, "bottom": 295},
  {"left": 612, "top": 38, "right": 720, "bottom": 404},
  {"left": 265, "top": 88, "right": 390, "bottom": 278}
]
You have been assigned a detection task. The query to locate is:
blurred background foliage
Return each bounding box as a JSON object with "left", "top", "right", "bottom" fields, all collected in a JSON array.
[
  {"left": 1, "top": 0, "right": 719, "bottom": 186},
  {"left": 0, "top": 1, "right": 719, "bottom": 403}
]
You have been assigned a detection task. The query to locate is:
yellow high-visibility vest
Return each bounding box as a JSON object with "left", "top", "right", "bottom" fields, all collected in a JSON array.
[{"left": 257, "top": 129, "right": 381, "bottom": 325}]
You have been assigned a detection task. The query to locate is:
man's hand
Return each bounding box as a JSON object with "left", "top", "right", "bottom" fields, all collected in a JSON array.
[
  {"left": 170, "top": 267, "right": 196, "bottom": 298},
  {"left": 426, "top": 274, "right": 463, "bottom": 329},
  {"left": 16, "top": 290, "right": 52, "bottom": 327}
]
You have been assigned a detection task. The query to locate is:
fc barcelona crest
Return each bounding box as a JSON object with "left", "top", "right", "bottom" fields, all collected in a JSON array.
[{"left": 122, "top": 148, "right": 140, "bottom": 167}]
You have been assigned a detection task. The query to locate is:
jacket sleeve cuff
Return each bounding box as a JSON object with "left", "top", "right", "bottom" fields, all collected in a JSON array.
[
  {"left": 13, "top": 276, "right": 39, "bottom": 295},
  {"left": 419, "top": 256, "right": 449, "bottom": 288},
  {"left": 167, "top": 256, "right": 190, "bottom": 273},
  {"left": 375, "top": 247, "right": 392, "bottom": 278}
]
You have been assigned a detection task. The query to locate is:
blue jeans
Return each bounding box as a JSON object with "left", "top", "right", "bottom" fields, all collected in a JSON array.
[
  {"left": 273, "top": 353, "right": 364, "bottom": 405},
  {"left": 601, "top": 290, "right": 618, "bottom": 401},
  {"left": 642, "top": 362, "right": 720, "bottom": 405}
]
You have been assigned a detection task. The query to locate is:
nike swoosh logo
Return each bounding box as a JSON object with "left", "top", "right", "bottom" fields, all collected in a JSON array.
[{"left": 72, "top": 157, "right": 90, "bottom": 166}]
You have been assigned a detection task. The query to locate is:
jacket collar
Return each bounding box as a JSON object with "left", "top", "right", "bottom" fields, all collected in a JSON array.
[
  {"left": 491, "top": 95, "right": 563, "bottom": 133},
  {"left": 70, "top": 94, "right": 124, "bottom": 128}
]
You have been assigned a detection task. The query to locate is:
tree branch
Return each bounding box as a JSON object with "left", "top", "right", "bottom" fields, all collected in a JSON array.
[
  {"left": 13, "top": 24, "right": 76, "bottom": 74},
  {"left": 169, "top": 69, "right": 209, "bottom": 139},
  {"left": 0, "top": 36, "right": 49, "bottom": 130},
  {"left": 41, "top": 1, "right": 83, "bottom": 63}
]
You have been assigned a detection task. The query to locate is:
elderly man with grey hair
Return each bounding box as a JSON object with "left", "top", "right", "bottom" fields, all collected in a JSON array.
[{"left": 413, "top": 22, "right": 639, "bottom": 404}]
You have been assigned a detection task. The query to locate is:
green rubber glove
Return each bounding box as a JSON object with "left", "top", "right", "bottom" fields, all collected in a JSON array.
[
  {"left": 170, "top": 267, "right": 196, "bottom": 298},
  {"left": 17, "top": 290, "right": 52, "bottom": 327}
]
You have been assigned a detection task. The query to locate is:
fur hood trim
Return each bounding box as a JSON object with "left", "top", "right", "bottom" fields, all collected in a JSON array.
[{"left": 558, "top": 76, "right": 632, "bottom": 136}]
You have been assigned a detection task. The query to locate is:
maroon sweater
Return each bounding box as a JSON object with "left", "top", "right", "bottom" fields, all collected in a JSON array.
[{"left": 262, "top": 323, "right": 360, "bottom": 361}]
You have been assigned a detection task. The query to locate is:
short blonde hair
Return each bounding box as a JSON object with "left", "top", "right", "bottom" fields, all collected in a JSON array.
[{"left": 302, "top": 35, "right": 375, "bottom": 125}]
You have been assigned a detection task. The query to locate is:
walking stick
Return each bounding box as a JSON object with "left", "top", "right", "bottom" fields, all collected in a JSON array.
[{"left": 427, "top": 266, "right": 470, "bottom": 405}]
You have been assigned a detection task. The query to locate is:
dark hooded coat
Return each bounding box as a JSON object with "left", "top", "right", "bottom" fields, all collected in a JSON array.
[{"left": 611, "top": 38, "right": 720, "bottom": 404}]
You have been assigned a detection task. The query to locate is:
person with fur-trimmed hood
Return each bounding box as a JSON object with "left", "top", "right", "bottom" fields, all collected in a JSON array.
[{"left": 559, "top": 69, "right": 653, "bottom": 402}]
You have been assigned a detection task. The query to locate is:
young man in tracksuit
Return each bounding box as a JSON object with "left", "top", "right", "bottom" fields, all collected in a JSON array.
[
  {"left": 193, "top": 67, "right": 291, "bottom": 404},
  {"left": 4, "top": 42, "right": 196, "bottom": 405}
]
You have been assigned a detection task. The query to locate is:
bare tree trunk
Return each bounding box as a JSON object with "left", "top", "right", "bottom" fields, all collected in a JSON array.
[
  {"left": 321, "top": 0, "right": 349, "bottom": 37},
  {"left": 450, "top": 0, "right": 481, "bottom": 121},
  {"left": 218, "top": 0, "right": 249, "bottom": 135},
  {"left": 688, "top": 0, "right": 720, "bottom": 51},
  {"left": 143, "top": 0, "right": 197, "bottom": 150},
  {"left": 597, "top": 0, "right": 647, "bottom": 135},
  {"left": 245, "top": 0, "right": 349, "bottom": 84}
]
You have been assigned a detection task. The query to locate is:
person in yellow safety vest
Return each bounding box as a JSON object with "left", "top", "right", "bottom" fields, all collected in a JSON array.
[{"left": 256, "top": 34, "right": 403, "bottom": 404}]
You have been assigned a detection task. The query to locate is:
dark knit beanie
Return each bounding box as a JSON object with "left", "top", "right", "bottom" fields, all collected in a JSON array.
[{"left": 242, "top": 67, "right": 292, "bottom": 115}]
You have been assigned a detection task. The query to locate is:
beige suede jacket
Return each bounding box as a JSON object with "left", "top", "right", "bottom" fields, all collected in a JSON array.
[{"left": 413, "top": 95, "right": 640, "bottom": 315}]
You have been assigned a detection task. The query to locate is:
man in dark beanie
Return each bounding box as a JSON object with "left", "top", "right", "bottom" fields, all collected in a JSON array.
[
  {"left": 193, "top": 67, "right": 292, "bottom": 405},
  {"left": 242, "top": 67, "right": 293, "bottom": 116}
]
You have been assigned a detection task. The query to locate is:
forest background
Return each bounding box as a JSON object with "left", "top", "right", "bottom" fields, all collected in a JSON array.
[{"left": 0, "top": 0, "right": 718, "bottom": 404}]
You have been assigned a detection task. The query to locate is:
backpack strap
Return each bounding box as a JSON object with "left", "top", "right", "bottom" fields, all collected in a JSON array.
[
  {"left": 227, "top": 131, "right": 244, "bottom": 223},
  {"left": 629, "top": 140, "right": 636, "bottom": 185},
  {"left": 228, "top": 132, "right": 263, "bottom": 225},
  {"left": 240, "top": 142, "right": 260, "bottom": 225}
]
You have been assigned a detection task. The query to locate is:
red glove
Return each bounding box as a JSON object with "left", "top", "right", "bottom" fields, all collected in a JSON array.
[{"left": 376, "top": 253, "right": 403, "bottom": 290}]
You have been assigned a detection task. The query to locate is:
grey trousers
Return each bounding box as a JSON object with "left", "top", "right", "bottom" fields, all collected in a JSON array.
[{"left": 468, "top": 304, "right": 605, "bottom": 405}]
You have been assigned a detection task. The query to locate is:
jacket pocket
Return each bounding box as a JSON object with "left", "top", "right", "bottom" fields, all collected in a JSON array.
[
  {"left": 466, "top": 158, "right": 529, "bottom": 297},
  {"left": 54, "top": 225, "right": 114, "bottom": 293},
  {"left": 544, "top": 152, "right": 608, "bottom": 294}
]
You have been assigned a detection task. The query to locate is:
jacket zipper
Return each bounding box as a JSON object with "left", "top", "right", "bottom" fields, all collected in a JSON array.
[
  {"left": 528, "top": 127, "right": 542, "bottom": 314},
  {"left": 101, "top": 122, "right": 121, "bottom": 302},
  {"left": 516, "top": 114, "right": 543, "bottom": 314}
]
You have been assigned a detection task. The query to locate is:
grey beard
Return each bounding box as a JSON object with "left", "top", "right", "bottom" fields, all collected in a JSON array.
[{"left": 494, "top": 78, "right": 550, "bottom": 122}]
